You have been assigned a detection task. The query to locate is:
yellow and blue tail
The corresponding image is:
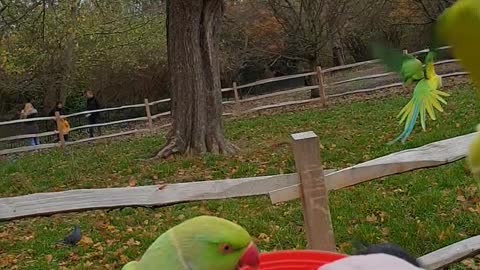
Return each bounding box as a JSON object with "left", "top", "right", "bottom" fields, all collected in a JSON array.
[{"left": 388, "top": 101, "right": 421, "bottom": 145}]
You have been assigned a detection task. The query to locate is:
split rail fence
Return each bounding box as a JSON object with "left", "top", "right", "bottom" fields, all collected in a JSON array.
[
  {"left": 0, "top": 130, "right": 478, "bottom": 269},
  {"left": 0, "top": 45, "right": 469, "bottom": 155}
]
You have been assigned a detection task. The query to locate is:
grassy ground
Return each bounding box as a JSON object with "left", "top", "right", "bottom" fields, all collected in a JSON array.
[{"left": 2, "top": 84, "right": 480, "bottom": 269}]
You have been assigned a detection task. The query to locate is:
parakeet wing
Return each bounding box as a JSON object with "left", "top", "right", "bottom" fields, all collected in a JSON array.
[
  {"left": 468, "top": 125, "right": 480, "bottom": 177},
  {"left": 388, "top": 79, "right": 450, "bottom": 144},
  {"left": 371, "top": 43, "right": 424, "bottom": 86},
  {"left": 434, "top": 0, "right": 480, "bottom": 176},
  {"left": 435, "top": 0, "right": 480, "bottom": 91}
]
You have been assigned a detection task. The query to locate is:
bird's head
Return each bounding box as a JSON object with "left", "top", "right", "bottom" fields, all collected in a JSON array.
[{"left": 174, "top": 215, "right": 259, "bottom": 270}]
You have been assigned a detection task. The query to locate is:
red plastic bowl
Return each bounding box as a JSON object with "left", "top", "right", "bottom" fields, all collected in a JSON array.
[{"left": 243, "top": 250, "right": 347, "bottom": 270}]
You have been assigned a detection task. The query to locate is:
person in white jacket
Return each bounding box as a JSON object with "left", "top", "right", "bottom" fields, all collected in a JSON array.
[
  {"left": 319, "top": 253, "right": 425, "bottom": 270},
  {"left": 320, "top": 243, "right": 424, "bottom": 270}
]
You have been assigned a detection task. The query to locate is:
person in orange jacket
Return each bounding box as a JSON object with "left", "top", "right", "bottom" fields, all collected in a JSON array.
[{"left": 49, "top": 101, "right": 70, "bottom": 141}]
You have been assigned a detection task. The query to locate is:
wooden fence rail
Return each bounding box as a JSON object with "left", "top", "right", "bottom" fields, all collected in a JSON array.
[
  {"left": 0, "top": 130, "right": 477, "bottom": 269},
  {"left": 0, "top": 132, "right": 473, "bottom": 221},
  {"left": 0, "top": 46, "right": 466, "bottom": 156}
]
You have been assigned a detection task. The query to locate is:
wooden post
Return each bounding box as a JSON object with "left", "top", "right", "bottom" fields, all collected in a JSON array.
[
  {"left": 291, "top": 131, "right": 336, "bottom": 251},
  {"left": 144, "top": 98, "right": 153, "bottom": 133},
  {"left": 55, "top": 111, "right": 66, "bottom": 149},
  {"left": 233, "top": 82, "right": 241, "bottom": 115},
  {"left": 316, "top": 66, "right": 327, "bottom": 107}
]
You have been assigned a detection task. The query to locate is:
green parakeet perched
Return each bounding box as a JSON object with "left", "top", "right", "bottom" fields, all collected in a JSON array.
[
  {"left": 434, "top": 0, "right": 480, "bottom": 176},
  {"left": 122, "top": 215, "right": 259, "bottom": 270},
  {"left": 372, "top": 44, "right": 450, "bottom": 144}
]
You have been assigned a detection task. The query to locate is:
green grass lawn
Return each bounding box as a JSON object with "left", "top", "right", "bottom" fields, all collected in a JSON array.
[{"left": 2, "top": 84, "right": 480, "bottom": 269}]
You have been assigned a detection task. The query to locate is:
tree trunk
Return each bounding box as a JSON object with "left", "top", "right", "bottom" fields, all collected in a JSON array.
[
  {"left": 43, "top": 0, "right": 78, "bottom": 113},
  {"left": 156, "top": 0, "right": 237, "bottom": 158}
]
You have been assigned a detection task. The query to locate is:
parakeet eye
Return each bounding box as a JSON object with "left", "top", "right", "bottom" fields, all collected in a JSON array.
[{"left": 219, "top": 244, "right": 233, "bottom": 254}]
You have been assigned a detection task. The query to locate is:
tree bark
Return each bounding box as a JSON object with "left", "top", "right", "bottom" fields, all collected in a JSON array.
[
  {"left": 156, "top": 0, "right": 237, "bottom": 158},
  {"left": 307, "top": 59, "right": 320, "bottom": 98},
  {"left": 43, "top": 0, "right": 78, "bottom": 112}
]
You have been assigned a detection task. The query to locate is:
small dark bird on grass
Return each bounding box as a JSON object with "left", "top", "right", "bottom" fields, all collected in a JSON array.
[
  {"left": 354, "top": 242, "right": 421, "bottom": 267},
  {"left": 57, "top": 225, "right": 82, "bottom": 246}
]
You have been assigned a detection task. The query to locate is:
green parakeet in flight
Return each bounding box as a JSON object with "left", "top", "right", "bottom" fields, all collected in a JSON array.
[
  {"left": 434, "top": 0, "right": 480, "bottom": 176},
  {"left": 372, "top": 44, "right": 450, "bottom": 144},
  {"left": 122, "top": 215, "right": 259, "bottom": 270}
]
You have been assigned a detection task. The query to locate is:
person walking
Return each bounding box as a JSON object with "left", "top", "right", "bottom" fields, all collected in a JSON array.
[
  {"left": 20, "top": 102, "right": 40, "bottom": 146},
  {"left": 85, "top": 90, "right": 102, "bottom": 138}
]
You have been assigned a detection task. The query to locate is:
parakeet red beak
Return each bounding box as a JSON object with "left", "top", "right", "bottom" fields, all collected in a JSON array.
[{"left": 237, "top": 242, "right": 259, "bottom": 270}]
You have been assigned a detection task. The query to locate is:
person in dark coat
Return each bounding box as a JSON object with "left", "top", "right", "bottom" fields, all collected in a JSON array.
[
  {"left": 85, "top": 90, "right": 102, "bottom": 138},
  {"left": 20, "top": 102, "right": 40, "bottom": 146},
  {"left": 49, "top": 101, "right": 70, "bottom": 142}
]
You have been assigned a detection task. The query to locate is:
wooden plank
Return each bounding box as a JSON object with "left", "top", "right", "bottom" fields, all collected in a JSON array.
[
  {"left": 68, "top": 116, "right": 148, "bottom": 132},
  {"left": 419, "top": 235, "right": 480, "bottom": 270},
  {"left": 245, "top": 97, "right": 323, "bottom": 113},
  {"left": 291, "top": 131, "right": 336, "bottom": 251},
  {"left": 144, "top": 98, "right": 153, "bottom": 132},
  {"left": 0, "top": 143, "right": 58, "bottom": 156},
  {"left": 328, "top": 83, "right": 404, "bottom": 98},
  {"left": 328, "top": 59, "right": 458, "bottom": 87},
  {"left": 151, "top": 111, "right": 171, "bottom": 120},
  {"left": 442, "top": 71, "right": 469, "bottom": 78},
  {"left": 0, "top": 171, "right": 334, "bottom": 221},
  {"left": 410, "top": 46, "right": 451, "bottom": 56},
  {"left": 329, "top": 71, "right": 468, "bottom": 99},
  {"left": 63, "top": 103, "right": 146, "bottom": 118},
  {"left": 322, "top": 46, "right": 451, "bottom": 74},
  {"left": 322, "top": 59, "right": 381, "bottom": 73},
  {"left": 233, "top": 82, "right": 241, "bottom": 115},
  {"left": 330, "top": 72, "right": 396, "bottom": 86},
  {"left": 236, "top": 72, "right": 316, "bottom": 90},
  {"left": 270, "top": 132, "right": 476, "bottom": 204},
  {"left": 66, "top": 129, "right": 149, "bottom": 146},
  {"left": 434, "top": 59, "right": 459, "bottom": 65},
  {"left": 316, "top": 66, "right": 327, "bottom": 107},
  {"left": 0, "top": 116, "right": 55, "bottom": 126},
  {"left": 149, "top": 98, "right": 171, "bottom": 106},
  {"left": 240, "top": 85, "right": 319, "bottom": 103},
  {"left": 0, "top": 131, "right": 58, "bottom": 142},
  {"left": 222, "top": 100, "right": 236, "bottom": 105},
  {"left": 221, "top": 87, "right": 234, "bottom": 93}
]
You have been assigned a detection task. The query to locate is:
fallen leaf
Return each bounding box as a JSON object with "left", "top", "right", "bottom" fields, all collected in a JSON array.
[
  {"left": 258, "top": 233, "right": 270, "bottom": 243},
  {"left": 126, "top": 238, "right": 140, "bottom": 246},
  {"left": 457, "top": 195, "right": 466, "bottom": 202},
  {"left": 378, "top": 211, "right": 387, "bottom": 223},
  {"left": 45, "top": 254, "right": 53, "bottom": 263},
  {"left": 366, "top": 214, "right": 378, "bottom": 223},
  {"left": 338, "top": 242, "right": 352, "bottom": 253},
  {"left": 381, "top": 227, "right": 390, "bottom": 237},
  {"left": 69, "top": 252, "right": 80, "bottom": 261},
  {"left": 128, "top": 178, "right": 137, "bottom": 187},
  {"left": 120, "top": 255, "right": 130, "bottom": 264},
  {"left": 79, "top": 236, "right": 93, "bottom": 247},
  {"left": 461, "top": 258, "right": 476, "bottom": 269}
]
